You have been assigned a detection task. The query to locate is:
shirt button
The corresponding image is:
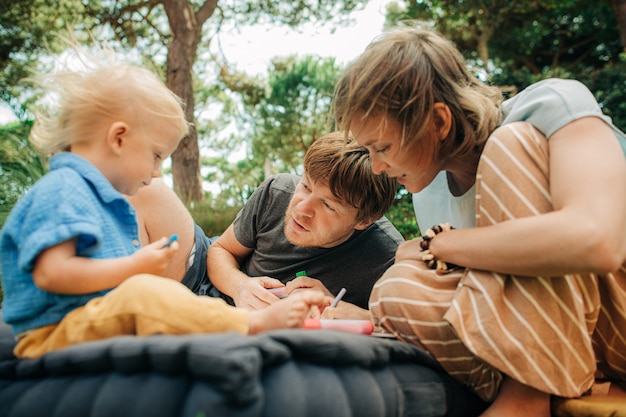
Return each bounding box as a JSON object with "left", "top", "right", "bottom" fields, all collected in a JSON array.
[{"left": 132, "top": 239, "right": 140, "bottom": 247}]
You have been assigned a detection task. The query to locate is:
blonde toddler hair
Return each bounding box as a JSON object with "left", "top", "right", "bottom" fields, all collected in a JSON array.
[{"left": 28, "top": 41, "right": 189, "bottom": 156}]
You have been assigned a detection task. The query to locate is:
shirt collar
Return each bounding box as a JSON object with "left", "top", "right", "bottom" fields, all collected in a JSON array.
[{"left": 49, "top": 153, "right": 127, "bottom": 204}]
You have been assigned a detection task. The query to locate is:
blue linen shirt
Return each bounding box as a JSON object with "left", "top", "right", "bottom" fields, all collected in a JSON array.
[{"left": 0, "top": 153, "right": 141, "bottom": 335}]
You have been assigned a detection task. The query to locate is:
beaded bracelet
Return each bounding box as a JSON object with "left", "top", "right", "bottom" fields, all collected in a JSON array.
[{"left": 419, "top": 223, "right": 459, "bottom": 271}]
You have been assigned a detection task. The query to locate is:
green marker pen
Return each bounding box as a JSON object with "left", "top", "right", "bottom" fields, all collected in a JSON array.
[{"left": 270, "top": 271, "right": 306, "bottom": 299}]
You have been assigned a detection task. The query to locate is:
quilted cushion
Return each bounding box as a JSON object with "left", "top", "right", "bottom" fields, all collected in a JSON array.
[{"left": 0, "top": 311, "right": 487, "bottom": 417}]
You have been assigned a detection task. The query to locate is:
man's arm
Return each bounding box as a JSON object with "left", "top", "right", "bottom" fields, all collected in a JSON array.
[{"left": 207, "top": 224, "right": 284, "bottom": 308}]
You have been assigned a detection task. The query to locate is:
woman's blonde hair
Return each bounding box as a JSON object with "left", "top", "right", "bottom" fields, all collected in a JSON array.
[
  {"left": 332, "top": 27, "right": 502, "bottom": 161},
  {"left": 28, "top": 40, "right": 189, "bottom": 156}
]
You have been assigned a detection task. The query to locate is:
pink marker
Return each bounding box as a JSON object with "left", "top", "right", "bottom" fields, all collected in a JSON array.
[
  {"left": 302, "top": 319, "right": 374, "bottom": 335},
  {"left": 268, "top": 287, "right": 288, "bottom": 299}
]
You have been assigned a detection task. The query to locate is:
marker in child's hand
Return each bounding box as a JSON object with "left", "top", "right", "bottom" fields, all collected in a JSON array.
[
  {"left": 162, "top": 234, "right": 178, "bottom": 248},
  {"left": 330, "top": 287, "right": 347, "bottom": 308}
]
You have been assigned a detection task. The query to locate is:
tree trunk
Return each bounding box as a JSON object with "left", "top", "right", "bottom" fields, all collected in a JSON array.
[
  {"left": 162, "top": 0, "right": 217, "bottom": 203},
  {"left": 608, "top": 0, "right": 626, "bottom": 51},
  {"left": 470, "top": 21, "right": 494, "bottom": 74}
]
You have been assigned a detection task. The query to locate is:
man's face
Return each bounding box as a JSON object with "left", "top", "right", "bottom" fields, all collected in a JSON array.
[{"left": 284, "top": 174, "right": 371, "bottom": 248}]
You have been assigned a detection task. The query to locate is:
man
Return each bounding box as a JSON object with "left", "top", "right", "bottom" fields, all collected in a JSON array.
[
  {"left": 207, "top": 132, "right": 403, "bottom": 319},
  {"left": 129, "top": 132, "right": 403, "bottom": 319}
]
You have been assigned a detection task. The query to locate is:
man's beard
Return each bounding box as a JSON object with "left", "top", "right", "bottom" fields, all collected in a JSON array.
[{"left": 283, "top": 212, "right": 315, "bottom": 247}]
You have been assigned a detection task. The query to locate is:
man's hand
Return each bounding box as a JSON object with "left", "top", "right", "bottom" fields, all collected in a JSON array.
[
  {"left": 286, "top": 276, "right": 368, "bottom": 318},
  {"left": 286, "top": 276, "right": 333, "bottom": 297},
  {"left": 234, "top": 277, "right": 286, "bottom": 310},
  {"left": 321, "top": 301, "right": 370, "bottom": 320}
]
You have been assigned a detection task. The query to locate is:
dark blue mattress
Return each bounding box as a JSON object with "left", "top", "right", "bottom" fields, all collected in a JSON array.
[{"left": 0, "top": 311, "right": 487, "bottom": 417}]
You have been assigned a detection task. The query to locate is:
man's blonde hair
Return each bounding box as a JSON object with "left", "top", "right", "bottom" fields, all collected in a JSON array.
[{"left": 28, "top": 40, "right": 189, "bottom": 156}]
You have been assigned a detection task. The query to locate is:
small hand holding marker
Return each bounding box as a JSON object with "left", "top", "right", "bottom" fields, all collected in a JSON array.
[
  {"left": 162, "top": 234, "right": 178, "bottom": 248},
  {"left": 302, "top": 287, "right": 374, "bottom": 335}
]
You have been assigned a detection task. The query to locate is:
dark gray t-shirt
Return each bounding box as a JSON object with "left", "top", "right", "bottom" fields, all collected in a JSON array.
[{"left": 233, "top": 174, "right": 404, "bottom": 309}]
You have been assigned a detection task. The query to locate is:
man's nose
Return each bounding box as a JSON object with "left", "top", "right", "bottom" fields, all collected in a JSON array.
[{"left": 295, "top": 196, "right": 315, "bottom": 217}]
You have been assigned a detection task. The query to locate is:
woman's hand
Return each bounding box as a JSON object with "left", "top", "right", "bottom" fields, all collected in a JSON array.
[
  {"left": 321, "top": 302, "right": 370, "bottom": 320},
  {"left": 395, "top": 238, "right": 426, "bottom": 262}
]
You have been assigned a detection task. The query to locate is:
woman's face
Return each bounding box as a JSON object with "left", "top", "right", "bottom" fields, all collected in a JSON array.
[{"left": 350, "top": 114, "right": 443, "bottom": 193}]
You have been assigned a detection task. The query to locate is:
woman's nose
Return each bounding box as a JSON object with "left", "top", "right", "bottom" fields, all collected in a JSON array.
[{"left": 370, "top": 155, "right": 389, "bottom": 175}]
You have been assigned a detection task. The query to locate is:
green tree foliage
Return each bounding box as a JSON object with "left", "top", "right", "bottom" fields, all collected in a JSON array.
[
  {"left": 1, "top": 0, "right": 370, "bottom": 203},
  {"left": 216, "top": 54, "right": 419, "bottom": 239},
  {"left": 251, "top": 55, "right": 342, "bottom": 173},
  {"left": 489, "top": 2, "right": 621, "bottom": 73},
  {"left": 0, "top": 120, "right": 47, "bottom": 301},
  {"left": 204, "top": 55, "right": 342, "bottom": 205},
  {"left": 0, "top": 121, "right": 47, "bottom": 226},
  {"left": 385, "top": 1, "right": 622, "bottom": 72},
  {"left": 0, "top": 0, "right": 93, "bottom": 119},
  {"left": 387, "top": 187, "right": 420, "bottom": 239},
  {"left": 609, "top": 0, "right": 626, "bottom": 50},
  {"left": 384, "top": 0, "right": 626, "bottom": 132},
  {"left": 3, "top": 1, "right": 624, "bottom": 244},
  {"left": 586, "top": 59, "right": 626, "bottom": 130},
  {"left": 385, "top": 0, "right": 541, "bottom": 70}
]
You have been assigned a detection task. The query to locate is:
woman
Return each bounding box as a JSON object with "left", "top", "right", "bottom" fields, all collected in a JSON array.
[{"left": 332, "top": 27, "right": 626, "bottom": 417}]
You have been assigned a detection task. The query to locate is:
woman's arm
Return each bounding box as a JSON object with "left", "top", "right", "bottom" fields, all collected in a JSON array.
[{"left": 427, "top": 117, "right": 626, "bottom": 276}]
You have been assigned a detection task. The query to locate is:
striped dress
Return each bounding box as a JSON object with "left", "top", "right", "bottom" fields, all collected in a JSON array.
[{"left": 369, "top": 122, "right": 626, "bottom": 401}]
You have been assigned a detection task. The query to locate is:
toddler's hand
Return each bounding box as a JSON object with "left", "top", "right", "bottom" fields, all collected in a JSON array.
[{"left": 131, "top": 237, "right": 179, "bottom": 276}]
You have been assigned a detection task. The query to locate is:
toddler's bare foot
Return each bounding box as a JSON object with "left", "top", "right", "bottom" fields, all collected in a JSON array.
[{"left": 247, "top": 290, "right": 331, "bottom": 334}]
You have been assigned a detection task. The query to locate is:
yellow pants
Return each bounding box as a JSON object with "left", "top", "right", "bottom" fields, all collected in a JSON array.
[{"left": 15, "top": 274, "right": 249, "bottom": 358}]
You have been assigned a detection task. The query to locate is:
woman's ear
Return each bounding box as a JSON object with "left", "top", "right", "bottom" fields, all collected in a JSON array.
[
  {"left": 106, "top": 122, "right": 128, "bottom": 155},
  {"left": 433, "top": 103, "right": 452, "bottom": 141}
]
